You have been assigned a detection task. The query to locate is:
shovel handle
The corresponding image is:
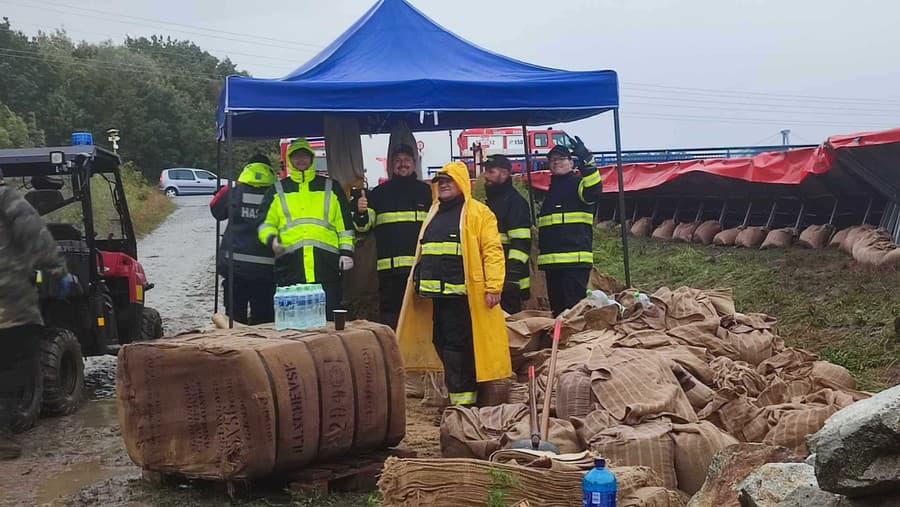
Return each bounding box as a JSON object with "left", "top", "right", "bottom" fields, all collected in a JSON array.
[{"left": 540, "top": 318, "right": 562, "bottom": 441}]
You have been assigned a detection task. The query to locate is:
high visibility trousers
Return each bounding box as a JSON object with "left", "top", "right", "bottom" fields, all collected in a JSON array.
[
  {"left": 545, "top": 267, "right": 591, "bottom": 317},
  {"left": 431, "top": 296, "right": 477, "bottom": 406}
]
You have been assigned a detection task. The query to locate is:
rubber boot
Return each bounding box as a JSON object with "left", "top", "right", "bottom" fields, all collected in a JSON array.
[{"left": 0, "top": 432, "right": 22, "bottom": 460}]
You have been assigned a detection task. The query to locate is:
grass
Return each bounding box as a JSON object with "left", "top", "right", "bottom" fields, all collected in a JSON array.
[{"left": 593, "top": 227, "right": 900, "bottom": 390}]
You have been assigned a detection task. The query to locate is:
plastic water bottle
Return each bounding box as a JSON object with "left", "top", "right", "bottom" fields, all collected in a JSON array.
[
  {"left": 301, "top": 285, "right": 312, "bottom": 329},
  {"left": 274, "top": 287, "right": 285, "bottom": 330},
  {"left": 315, "top": 285, "right": 326, "bottom": 327},
  {"left": 586, "top": 289, "right": 612, "bottom": 307},
  {"left": 583, "top": 457, "right": 616, "bottom": 507},
  {"left": 289, "top": 286, "right": 301, "bottom": 329},
  {"left": 634, "top": 291, "right": 653, "bottom": 309}
]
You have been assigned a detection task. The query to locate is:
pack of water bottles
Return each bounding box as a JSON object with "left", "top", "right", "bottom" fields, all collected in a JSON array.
[{"left": 274, "top": 284, "right": 327, "bottom": 330}]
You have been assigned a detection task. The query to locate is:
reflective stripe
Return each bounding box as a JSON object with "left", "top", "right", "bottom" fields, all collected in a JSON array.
[
  {"left": 537, "top": 251, "right": 594, "bottom": 265},
  {"left": 499, "top": 233, "right": 509, "bottom": 244},
  {"left": 242, "top": 193, "right": 264, "bottom": 205},
  {"left": 258, "top": 223, "right": 278, "bottom": 239},
  {"left": 229, "top": 252, "right": 275, "bottom": 265},
  {"left": 537, "top": 211, "right": 594, "bottom": 227},
  {"left": 284, "top": 217, "right": 333, "bottom": 230},
  {"left": 421, "top": 242, "right": 462, "bottom": 256},
  {"left": 581, "top": 170, "right": 602, "bottom": 187},
  {"left": 279, "top": 239, "right": 340, "bottom": 257},
  {"left": 376, "top": 256, "right": 416, "bottom": 271},
  {"left": 518, "top": 277, "right": 531, "bottom": 290},
  {"left": 508, "top": 248, "right": 529, "bottom": 264},
  {"left": 338, "top": 230, "right": 354, "bottom": 252},
  {"left": 274, "top": 180, "right": 293, "bottom": 222},
  {"left": 449, "top": 391, "right": 477, "bottom": 405},
  {"left": 376, "top": 210, "right": 428, "bottom": 226},
  {"left": 418, "top": 279, "right": 467, "bottom": 296},
  {"left": 507, "top": 227, "right": 532, "bottom": 239}
]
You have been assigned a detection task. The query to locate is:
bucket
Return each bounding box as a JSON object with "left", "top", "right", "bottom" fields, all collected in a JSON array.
[{"left": 71, "top": 132, "right": 93, "bottom": 146}]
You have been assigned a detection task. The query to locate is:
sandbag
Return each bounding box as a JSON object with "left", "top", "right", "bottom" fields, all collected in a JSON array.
[
  {"left": 881, "top": 246, "right": 900, "bottom": 267},
  {"left": 116, "top": 322, "right": 406, "bottom": 480},
  {"left": 651, "top": 219, "right": 677, "bottom": 240},
  {"left": 589, "top": 420, "right": 678, "bottom": 489},
  {"left": 840, "top": 224, "right": 875, "bottom": 253},
  {"left": 692, "top": 220, "right": 722, "bottom": 245},
  {"left": 851, "top": 228, "right": 895, "bottom": 265},
  {"left": 670, "top": 421, "right": 739, "bottom": 494},
  {"left": 759, "top": 227, "right": 794, "bottom": 249},
  {"left": 713, "top": 227, "right": 742, "bottom": 246},
  {"left": 829, "top": 227, "right": 849, "bottom": 247},
  {"left": 631, "top": 217, "right": 654, "bottom": 237},
  {"left": 423, "top": 371, "right": 450, "bottom": 407},
  {"left": 378, "top": 457, "right": 676, "bottom": 507},
  {"left": 556, "top": 367, "right": 594, "bottom": 420},
  {"left": 717, "top": 313, "right": 784, "bottom": 366},
  {"left": 735, "top": 226, "right": 767, "bottom": 248},
  {"left": 477, "top": 377, "right": 512, "bottom": 407},
  {"left": 672, "top": 222, "right": 700, "bottom": 243},
  {"left": 797, "top": 224, "right": 835, "bottom": 249}
]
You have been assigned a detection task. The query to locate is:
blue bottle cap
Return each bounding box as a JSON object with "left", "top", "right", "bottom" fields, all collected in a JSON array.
[{"left": 594, "top": 457, "right": 606, "bottom": 468}]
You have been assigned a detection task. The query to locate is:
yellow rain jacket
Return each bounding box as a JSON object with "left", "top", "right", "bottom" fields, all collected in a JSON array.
[{"left": 396, "top": 162, "right": 512, "bottom": 382}]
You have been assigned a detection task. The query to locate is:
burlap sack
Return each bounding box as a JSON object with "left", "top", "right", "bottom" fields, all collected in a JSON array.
[
  {"left": 503, "top": 414, "right": 582, "bottom": 455},
  {"left": 760, "top": 227, "right": 795, "bottom": 249},
  {"left": 882, "top": 247, "right": 900, "bottom": 267},
  {"left": 588, "top": 268, "right": 627, "bottom": 294},
  {"left": 747, "top": 389, "right": 856, "bottom": 454},
  {"left": 631, "top": 217, "right": 654, "bottom": 237},
  {"left": 672, "top": 222, "right": 700, "bottom": 243},
  {"left": 692, "top": 220, "right": 723, "bottom": 245},
  {"left": 477, "top": 377, "right": 512, "bottom": 407},
  {"left": 572, "top": 408, "right": 617, "bottom": 449},
  {"left": 851, "top": 228, "right": 895, "bottom": 265},
  {"left": 587, "top": 348, "right": 697, "bottom": 424},
  {"left": 589, "top": 420, "right": 678, "bottom": 489},
  {"left": 713, "top": 227, "right": 743, "bottom": 246},
  {"left": 717, "top": 313, "right": 784, "bottom": 366},
  {"left": 829, "top": 227, "right": 849, "bottom": 247},
  {"left": 378, "top": 457, "right": 673, "bottom": 507},
  {"left": 735, "top": 226, "right": 767, "bottom": 248},
  {"left": 490, "top": 449, "right": 594, "bottom": 471},
  {"left": 840, "top": 224, "right": 875, "bottom": 254},
  {"left": 406, "top": 371, "right": 426, "bottom": 399},
  {"left": 651, "top": 219, "right": 677, "bottom": 240},
  {"left": 506, "top": 314, "right": 555, "bottom": 370},
  {"left": 709, "top": 356, "right": 767, "bottom": 396},
  {"left": 670, "top": 421, "right": 740, "bottom": 494},
  {"left": 696, "top": 388, "right": 761, "bottom": 441},
  {"left": 423, "top": 371, "right": 450, "bottom": 407},
  {"left": 613, "top": 332, "right": 714, "bottom": 385},
  {"left": 622, "top": 487, "right": 690, "bottom": 507},
  {"left": 797, "top": 224, "right": 835, "bottom": 249},
  {"left": 556, "top": 367, "right": 595, "bottom": 420}
]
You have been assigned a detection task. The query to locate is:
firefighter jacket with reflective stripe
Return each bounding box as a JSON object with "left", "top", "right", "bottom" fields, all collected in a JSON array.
[
  {"left": 485, "top": 179, "right": 532, "bottom": 293},
  {"left": 352, "top": 175, "right": 431, "bottom": 275},
  {"left": 537, "top": 165, "right": 602, "bottom": 270},
  {"left": 210, "top": 182, "right": 274, "bottom": 282},
  {"left": 257, "top": 175, "right": 354, "bottom": 286},
  {"left": 415, "top": 195, "right": 465, "bottom": 297}
]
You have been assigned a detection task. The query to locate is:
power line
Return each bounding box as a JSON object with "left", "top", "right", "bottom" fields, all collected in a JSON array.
[
  {"left": 622, "top": 92, "right": 900, "bottom": 114},
  {"left": 622, "top": 82, "right": 900, "bottom": 106}
]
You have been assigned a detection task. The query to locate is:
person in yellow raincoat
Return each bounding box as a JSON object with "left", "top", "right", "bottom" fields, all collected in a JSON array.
[{"left": 396, "top": 161, "right": 512, "bottom": 407}]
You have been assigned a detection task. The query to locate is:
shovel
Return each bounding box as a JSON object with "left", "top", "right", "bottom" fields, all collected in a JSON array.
[
  {"left": 540, "top": 319, "right": 562, "bottom": 441},
  {"left": 508, "top": 364, "right": 559, "bottom": 453}
]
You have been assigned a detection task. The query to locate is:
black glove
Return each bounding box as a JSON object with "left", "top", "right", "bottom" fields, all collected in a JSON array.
[{"left": 567, "top": 135, "right": 594, "bottom": 169}]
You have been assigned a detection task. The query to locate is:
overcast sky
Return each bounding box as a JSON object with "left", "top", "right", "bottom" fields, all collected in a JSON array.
[{"left": 3, "top": 0, "right": 899, "bottom": 176}]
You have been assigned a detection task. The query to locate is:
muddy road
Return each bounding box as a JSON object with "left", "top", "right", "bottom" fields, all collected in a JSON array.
[{"left": 0, "top": 196, "right": 219, "bottom": 506}]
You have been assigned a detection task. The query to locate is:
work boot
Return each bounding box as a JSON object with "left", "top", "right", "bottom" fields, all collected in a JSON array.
[{"left": 0, "top": 432, "right": 22, "bottom": 460}]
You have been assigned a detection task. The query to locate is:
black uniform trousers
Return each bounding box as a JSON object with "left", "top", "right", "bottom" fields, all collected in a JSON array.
[
  {"left": 0, "top": 325, "right": 41, "bottom": 434},
  {"left": 545, "top": 267, "right": 591, "bottom": 317},
  {"left": 500, "top": 290, "right": 524, "bottom": 316},
  {"left": 378, "top": 271, "right": 408, "bottom": 329},
  {"left": 431, "top": 296, "right": 477, "bottom": 406},
  {"left": 222, "top": 276, "right": 276, "bottom": 325}
]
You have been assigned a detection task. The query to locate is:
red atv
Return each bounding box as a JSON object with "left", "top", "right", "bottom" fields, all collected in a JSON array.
[{"left": 1, "top": 146, "right": 163, "bottom": 430}]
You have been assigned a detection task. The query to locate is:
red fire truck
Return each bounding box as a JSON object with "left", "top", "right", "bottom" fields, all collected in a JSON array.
[
  {"left": 278, "top": 137, "right": 328, "bottom": 178},
  {"left": 457, "top": 128, "right": 570, "bottom": 158}
]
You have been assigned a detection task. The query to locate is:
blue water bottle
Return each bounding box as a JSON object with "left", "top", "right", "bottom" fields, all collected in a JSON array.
[
  {"left": 274, "top": 287, "right": 285, "bottom": 330},
  {"left": 583, "top": 457, "right": 616, "bottom": 507}
]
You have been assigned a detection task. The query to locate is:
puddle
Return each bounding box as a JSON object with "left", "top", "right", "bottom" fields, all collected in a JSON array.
[
  {"left": 75, "top": 399, "right": 119, "bottom": 428},
  {"left": 34, "top": 461, "right": 116, "bottom": 506}
]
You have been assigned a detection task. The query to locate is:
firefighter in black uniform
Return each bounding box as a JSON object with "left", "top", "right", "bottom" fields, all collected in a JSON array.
[
  {"left": 537, "top": 137, "right": 602, "bottom": 316},
  {"left": 354, "top": 144, "right": 431, "bottom": 328},
  {"left": 483, "top": 155, "right": 532, "bottom": 315},
  {"left": 210, "top": 156, "right": 277, "bottom": 324}
]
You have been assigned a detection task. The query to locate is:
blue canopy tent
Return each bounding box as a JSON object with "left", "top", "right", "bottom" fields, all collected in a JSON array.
[{"left": 214, "top": 0, "right": 631, "bottom": 323}]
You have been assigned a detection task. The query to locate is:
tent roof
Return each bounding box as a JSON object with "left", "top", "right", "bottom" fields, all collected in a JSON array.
[{"left": 217, "top": 0, "right": 618, "bottom": 139}]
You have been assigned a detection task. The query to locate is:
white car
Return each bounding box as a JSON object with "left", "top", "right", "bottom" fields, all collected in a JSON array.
[{"left": 159, "top": 168, "right": 228, "bottom": 197}]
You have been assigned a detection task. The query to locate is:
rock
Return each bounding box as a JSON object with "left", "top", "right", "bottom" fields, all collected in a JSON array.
[
  {"left": 807, "top": 384, "right": 900, "bottom": 497},
  {"left": 737, "top": 462, "right": 848, "bottom": 507},
  {"left": 687, "top": 443, "right": 802, "bottom": 507}
]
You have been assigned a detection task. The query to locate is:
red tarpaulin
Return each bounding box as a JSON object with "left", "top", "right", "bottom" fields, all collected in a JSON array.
[{"left": 523, "top": 127, "right": 900, "bottom": 193}]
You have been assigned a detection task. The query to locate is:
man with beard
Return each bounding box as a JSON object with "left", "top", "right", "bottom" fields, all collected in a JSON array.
[
  {"left": 354, "top": 144, "right": 431, "bottom": 328},
  {"left": 483, "top": 155, "right": 532, "bottom": 314}
]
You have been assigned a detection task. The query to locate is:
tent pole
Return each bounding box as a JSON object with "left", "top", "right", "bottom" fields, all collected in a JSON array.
[
  {"left": 226, "top": 112, "right": 235, "bottom": 329},
  {"left": 521, "top": 124, "right": 537, "bottom": 222},
  {"left": 613, "top": 109, "right": 632, "bottom": 288},
  {"left": 214, "top": 140, "right": 222, "bottom": 314}
]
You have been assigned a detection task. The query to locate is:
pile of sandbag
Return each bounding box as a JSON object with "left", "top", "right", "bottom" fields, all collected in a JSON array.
[
  {"left": 378, "top": 455, "right": 689, "bottom": 507},
  {"left": 440, "top": 286, "right": 872, "bottom": 497},
  {"left": 835, "top": 224, "right": 900, "bottom": 266}
]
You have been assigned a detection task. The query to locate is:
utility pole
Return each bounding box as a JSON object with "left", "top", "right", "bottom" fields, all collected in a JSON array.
[{"left": 780, "top": 129, "right": 791, "bottom": 146}]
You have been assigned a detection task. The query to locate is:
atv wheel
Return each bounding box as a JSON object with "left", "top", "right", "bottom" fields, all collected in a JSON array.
[
  {"left": 140, "top": 307, "right": 164, "bottom": 340},
  {"left": 9, "top": 350, "right": 43, "bottom": 433},
  {"left": 40, "top": 329, "right": 85, "bottom": 417}
]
